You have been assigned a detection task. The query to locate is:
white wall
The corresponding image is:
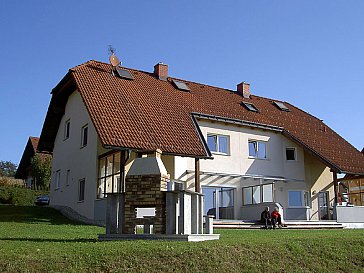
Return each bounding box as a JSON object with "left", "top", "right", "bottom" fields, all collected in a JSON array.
[
  {"left": 182, "top": 120, "right": 305, "bottom": 183},
  {"left": 50, "top": 90, "right": 98, "bottom": 219},
  {"left": 175, "top": 119, "right": 332, "bottom": 220}
]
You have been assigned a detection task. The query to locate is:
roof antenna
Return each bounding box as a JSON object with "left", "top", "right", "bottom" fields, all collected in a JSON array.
[{"left": 108, "top": 45, "right": 121, "bottom": 68}]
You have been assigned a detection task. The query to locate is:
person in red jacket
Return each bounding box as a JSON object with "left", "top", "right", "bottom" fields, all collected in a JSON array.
[{"left": 271, "top": 207, "right": 284, "bottom": 229}]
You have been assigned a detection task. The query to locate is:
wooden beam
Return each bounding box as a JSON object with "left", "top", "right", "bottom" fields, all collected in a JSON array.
[
  {"left": 120, "top": 150, "right": 126, "bottom": 192},
  {"left": 195, "top": 158, "right": 200, "bottom": 193},
  {"left": 333, "top": 171, "right": 338, "bottom": 205}
]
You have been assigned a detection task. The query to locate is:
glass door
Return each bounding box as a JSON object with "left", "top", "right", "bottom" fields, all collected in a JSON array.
[
  {"left": 202, "top": 187, "right": 235, "bottom": 220},
  {"left": 318, "top": 191, "right": 329, "bottom": 220}
]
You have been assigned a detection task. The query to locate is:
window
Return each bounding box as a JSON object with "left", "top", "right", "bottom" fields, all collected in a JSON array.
[
  {"left": 97, "top": 152, "right": 122, "bottom": 198},
  {"left": 64, "top": 120, "right": 70, "bottom": 140},
  {"left": 286, "top": 147, "right": 296, "bottom": 161},
  {"left": 288, "top": 191, "right": 309, "bottom": 207},
  {"left": 78, "top": 179, "right": 85, "bottom": 201},
  {"left": 66, "top": 170, "right": 70, "bottom": 186},
  {"left": 243, "top": 184, "right": 274, "bottom": 205},
  {"left": 262, "top": 184, "right": 273, "bottom": 202},
  {"left": 248, "top": 140, "right": 267, "bottom": 159},
  {"left": 81, "top": 125, "right": 88, "bottom": 147},
  {"left": 273, "top": 101, "right": 290, "bottom": 111},
  {"left": 207, "top": 134, "right": 229, "bottom": 154},
  {"left": 241, "top": 102, "right": 259, "bottom": 112},
  {"left": 55, "top": 170, "right": 60, "bottom": 189},
  {"left": 115, "top": 68, "right": 134, "bottom": 80},
  {"left": 172, "top": 80, "right": 190, "bottom": 92}
]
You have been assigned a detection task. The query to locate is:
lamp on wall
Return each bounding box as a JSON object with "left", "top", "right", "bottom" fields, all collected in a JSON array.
[{"left": 312, "top": 190, "right": 316, "bottom": 196}]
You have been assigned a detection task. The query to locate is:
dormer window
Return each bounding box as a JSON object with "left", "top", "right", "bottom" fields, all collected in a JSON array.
[
  {"left": 241, "top": 102, "right": 259, "bottom": 112},
  {"left": 114, "top": 68, "right": 134, "bottom": 80},
  {"left": 273, "top": 101, "right": 290, "bottom": 111},
  {"left": 172, "top": 80, "right": 190, "bottom": 92}
]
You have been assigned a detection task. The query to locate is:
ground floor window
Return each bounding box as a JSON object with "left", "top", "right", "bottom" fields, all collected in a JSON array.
[
  {"left": 288, "top": 190, "right": 309, "bottom": 207},
  {"left": 97, "top": 151, "right": 121, "bottom": 198},
  {"left": 78, "top": 179, "right": 85, "bottom": 201},
  {"left": 242, "top": 184, "right": 274, "bottom": 205}
]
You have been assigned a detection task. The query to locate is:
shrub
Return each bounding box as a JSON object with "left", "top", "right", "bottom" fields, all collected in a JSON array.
[
  {"left": 0, "top": 186, "right": 48, "bottom": 206},
  {"left": 0, "top": 176, "right": 24, "bottom": 187}
]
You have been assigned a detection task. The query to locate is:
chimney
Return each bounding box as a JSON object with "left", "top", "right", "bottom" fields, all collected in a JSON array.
[
  {"left": 237, "top": 82, "right": 250, "bottom": 99},
  {"left": 154, "top": 62, "right": 168, "bottom": 81}
]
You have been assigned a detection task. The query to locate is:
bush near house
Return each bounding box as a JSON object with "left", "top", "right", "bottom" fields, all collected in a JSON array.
[
  {"left": 0, "top": 205, "right": 364, "bottom": 273},
  {"left": 0, "top": 185, "right": 48, "bottom": 205}
]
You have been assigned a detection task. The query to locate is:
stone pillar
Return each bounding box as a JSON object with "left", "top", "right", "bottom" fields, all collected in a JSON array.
[
  {"left": 105, "top": 193, "right": 124, "bottom": 234},
  {"left": 205, "top": 215, "right": 214, "bottom": 235},
  {"left": 166, "top": 191, "right": 179, "bottom": 234}
]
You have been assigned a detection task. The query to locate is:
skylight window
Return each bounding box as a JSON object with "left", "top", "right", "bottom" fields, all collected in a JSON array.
[
  {"left": 241, "top": 102, "right": 259, "bottom": 112},
  {"left": 273, "top": 101, "right": 290, "bottom": 111},
  {"left": 115, "top": 68, "right": 134, "bottom": 80},
  {"left": 172, "top": 80, "right": 190, "bottom": 92}
]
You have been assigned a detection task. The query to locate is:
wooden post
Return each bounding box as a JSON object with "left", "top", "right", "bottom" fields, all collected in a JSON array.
[
  {"left": 333, "top": 171, "right": 338, "bottom": 205},
  {"left": 195, "top": 158, "right": 200, "bottom": 193},
  {"left": 120, "top": 150, "right": 126, "bottom": 192}
]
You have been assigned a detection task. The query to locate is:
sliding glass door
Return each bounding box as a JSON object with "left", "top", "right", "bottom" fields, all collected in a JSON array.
[{"left": 202, "top": 186, "right": 235, "bottom": 220}]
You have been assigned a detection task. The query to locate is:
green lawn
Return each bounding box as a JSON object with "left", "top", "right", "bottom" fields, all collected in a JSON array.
[{"left": 0, "top": 205, "right": 363, "bottom": 272}]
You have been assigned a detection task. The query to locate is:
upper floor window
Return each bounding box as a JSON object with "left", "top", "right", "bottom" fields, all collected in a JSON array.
[
  {"left": 207, "top": 134, "right": 229, "bottom": 155},
  {"left": 81, "top": 124, "right": 88, "bottom": 147},
  {"left": 286, "top": 147, "right": 296, "bottom": 161},
  {"left": 64, "top": 120, "right": 70, "bottom": 140},
  {"left": 248, "top": 140, "right": 267, "bottom": 159}
]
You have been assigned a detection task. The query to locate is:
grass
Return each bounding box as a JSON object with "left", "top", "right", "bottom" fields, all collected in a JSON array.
[{"left": 0, "top": 205, "right": 364, "bottom": 272}]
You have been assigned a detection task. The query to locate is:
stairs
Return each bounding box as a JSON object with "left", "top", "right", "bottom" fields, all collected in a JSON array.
[{"left": 213, "top": 220, "right": 344, "bottom": 229}]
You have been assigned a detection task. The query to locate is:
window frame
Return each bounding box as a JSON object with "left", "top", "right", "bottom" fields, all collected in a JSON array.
[
  {"left": 78, "top": 178, "right": 85, "bottom": 202},
  {"left": 81, "top": 124, "right": 88, "bottom": 148},
  {"left": 207, "top": 134, "right": 230, "bottom": 155},
  {"left": 242, "top": 183, "right": 274, "bottom": 205},
  {"left": 288, "top": 190, "right": 310, "bottom": 208},
  {"left": 66, "top": 169, "right": 70, "bottom": 186},
  {"left": 97, "top": 151, "right": 122, "bottom": 199},
  {"left": 64, "top": 119, "right": 70, "bottom": 140},
  {"left": 241, "top": 102, "right": 259, "bottom": 112},
  {"left": 55, "top": 170, "right": 61, "bottom": 190},
  {"left": 286, "top": 147, "right": 296, "bottom": 161},
  {"left": 248, "top": 140, "right": 267, "bottom": 159}
]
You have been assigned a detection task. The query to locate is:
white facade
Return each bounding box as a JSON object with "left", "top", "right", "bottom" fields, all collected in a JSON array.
[
  {"left": 50, "top": 90, "right": 99, "bottom": 219},
  {"left": 50, "top": 93, "right": 334, "bottom": 222}
]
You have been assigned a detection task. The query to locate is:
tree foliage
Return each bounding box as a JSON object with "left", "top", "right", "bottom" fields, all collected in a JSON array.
[
  {"left": 0, "top": 160, "right": 17, "bottom": 177},
  {"left": 30, "top": 154, "right": 52, "bottom": 190}
]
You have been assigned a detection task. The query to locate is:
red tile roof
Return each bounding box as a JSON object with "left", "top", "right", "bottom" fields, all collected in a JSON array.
[
  {"left": 38, "top": 60, "right": 364, "bottom": 174},
  {"left": 15, "top": 137, "right": 40, "bottom": 179}
]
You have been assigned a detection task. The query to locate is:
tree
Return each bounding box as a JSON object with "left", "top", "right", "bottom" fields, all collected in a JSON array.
[
  {"left": 0, "top": 160, "right": 17, "bottom": 177},
  {"left": 30, "top": 154, "right": 52, "bottom": 190}
]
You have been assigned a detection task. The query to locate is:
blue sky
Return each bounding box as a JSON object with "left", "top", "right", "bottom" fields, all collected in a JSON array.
[{"left": 0, "top": 1, "right": 363, "bottom": 164}]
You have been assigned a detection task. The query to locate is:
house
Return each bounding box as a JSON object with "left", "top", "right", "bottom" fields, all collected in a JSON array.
[
  {"left": 37, "top": 60, "right": 364, "bottom": 223},
  {"left": 15, "top": 137, "right": 51, "bottom": 189}
]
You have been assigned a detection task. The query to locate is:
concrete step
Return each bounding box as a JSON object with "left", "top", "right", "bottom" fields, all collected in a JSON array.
[{"left": 213, "top": 220, "right": 344, "bottom": 229}]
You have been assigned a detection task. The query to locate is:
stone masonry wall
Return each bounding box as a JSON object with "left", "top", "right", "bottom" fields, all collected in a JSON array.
[{"left": 124, "top": 174, "right": 169, "bottom": 234}]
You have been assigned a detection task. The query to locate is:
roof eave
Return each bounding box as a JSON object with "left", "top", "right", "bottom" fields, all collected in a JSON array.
[{"left": 283, "top": 130, "right": 343, "bottom": 174}]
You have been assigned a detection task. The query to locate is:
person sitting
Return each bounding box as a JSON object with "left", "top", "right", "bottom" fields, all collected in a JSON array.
[
  {"left": 260, "top": 206, "right": 271, "bottom": 229},
  {"left": 271, "top": 207, "right": 285, "bottom": 229}
]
